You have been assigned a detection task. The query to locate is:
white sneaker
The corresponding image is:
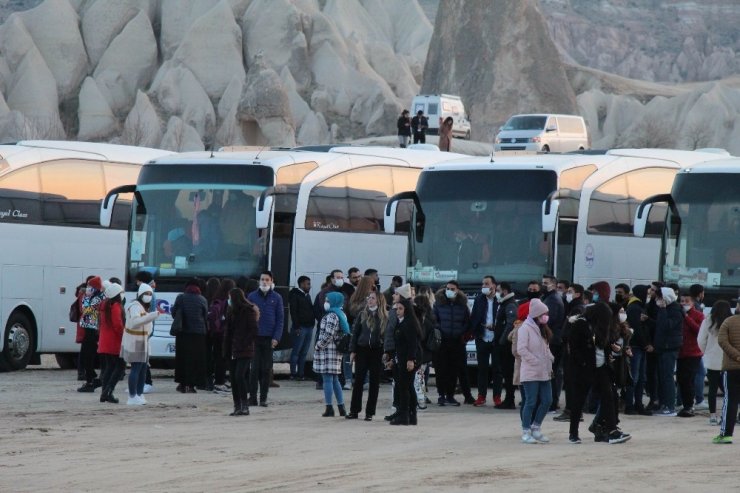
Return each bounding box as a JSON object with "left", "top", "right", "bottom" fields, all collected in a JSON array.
[
  {"left": 532, "top": 428, "right": 550, "bottom": 443},
  {"left": 694, "top": 401, "right": 709, "bottom": 410},
  {"left": 143, "top": 384, "right": 154, "bottom": 394},
  {"left": 127, "top": 396, "right": 143, "bottom": 406},
  {"left": 137, "top": 395, "right": 147, "bottom": 405},
  {"left": 521, "top": 430, "right": 537, "bottom": 444},
  {"left": 709, "top": 416, "right": 719, "bottom": 426}
]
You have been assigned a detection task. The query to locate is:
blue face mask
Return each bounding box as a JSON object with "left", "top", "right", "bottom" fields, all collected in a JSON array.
[
  {"left": 592, "top": 293, "right": 600, "bottom": 302},
  {"left": 227, "top": 299, "right": 232, "bottom": 307}
]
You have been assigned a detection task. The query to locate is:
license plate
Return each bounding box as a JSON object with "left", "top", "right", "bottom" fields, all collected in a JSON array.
[
  {"left": 167, "top": 343, "right": 176, "bottom": 353},
  {"left": 467, "top": 352, "right": 476, "bottom": 361}
]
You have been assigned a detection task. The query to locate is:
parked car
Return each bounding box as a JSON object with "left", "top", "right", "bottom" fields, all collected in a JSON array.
[
  {"left": 411, "top": 94, "right": 471, "bottom": 139},
  {"left": 494, "top": 114, "right": 590, "bottom": 153}
]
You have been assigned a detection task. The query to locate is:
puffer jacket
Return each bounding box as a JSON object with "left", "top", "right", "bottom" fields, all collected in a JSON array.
[
  {"left": 349, "top": 310, "right": 386, "bottom": 352},
  {"left": 97, "top": 300, "right": 124, "bottom": 355},
  {"left": 172, "top": 292, "right": 208, "bottom": 335},
  {"left": 718, "top": 315, "right": 740, "bottom": 371},
  {"left": 654, "top": 302, "right": 684, "bottom": 351},
  {"left": 517, "top": 317, "right": 554, "bottom": 382},
  {"left": 433, "top": 289, "right": 470, "bottom": 340}
]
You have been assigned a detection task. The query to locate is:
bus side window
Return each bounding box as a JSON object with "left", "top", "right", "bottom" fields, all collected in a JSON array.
[
  {"left": 40, "top": 160, "right": 106, "bottom": 226},
  {"left": 0, "top": 165, "right": 42, "bottom": 223}
]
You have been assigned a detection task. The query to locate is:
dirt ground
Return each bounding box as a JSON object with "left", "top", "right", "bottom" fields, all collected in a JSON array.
[{"left": 0, "top": 356, "right": 736, "bottom": 493}]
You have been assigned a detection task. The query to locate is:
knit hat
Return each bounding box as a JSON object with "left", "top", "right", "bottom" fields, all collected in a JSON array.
[
  {"left": 395, "top": 283, "right": 412, "bottom": 300},
  {"left": 528, "top": 298, "right": 549, "bottom": 319},
  {"left": 661, "top": 287, "right": 677, "bottom": 305},
  {"left": 87, "top": 276, "right": 103, "bottom": 292},
  {"left": 103, "top": 281, "right": 124, "bottom": 299},
  {"left": 137, "top": 283, "right": 153, "bottom": 297}
]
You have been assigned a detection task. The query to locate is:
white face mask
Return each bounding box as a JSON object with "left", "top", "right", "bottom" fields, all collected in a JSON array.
[
  {"left": 259, "top": 283, "right": 270, "bottom": 292},
  {"left": 618, "top": 313, "right": 627, "bottom": 323},
  {"left": 323, "top": 302, "right": 331, "bottom": 312},
  {"left": 445, "top": 289, "right": 455, "bottom": 299},
  {"left": 332, "top": 278, "right": 344, "bottom": 288},
  {"left": 86, "top": 287, "right": 94, "bottom": 296},
  {"left": 495, "top": 292, "right": 503, "bottom": 302},
  {"left": 368, "top": 305, "right": 378, "bottom": 312},
  {"left": 141, "top": 294, "right": 152, "bottom": 303},
  {"left": 566, "top": 293, "right": 574, "bottom": 303},
  {"left": 481, "top": 287, "right": 491, "bottom": 296},
  {"left": 646, "top": 295, "right": 652, "bottom": 304},
  {"left": 682, "top": 304, "right": 691, "bottom": 313}
]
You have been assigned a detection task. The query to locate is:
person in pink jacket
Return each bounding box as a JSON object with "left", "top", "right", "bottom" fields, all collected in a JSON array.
[{"left": 517, "top": 298, "right": 554, "bottom": 444}]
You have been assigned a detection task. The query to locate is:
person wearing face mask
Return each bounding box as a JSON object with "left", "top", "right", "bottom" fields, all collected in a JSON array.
[
  {"left": 172, "top": 278, "right": 209, "bottom": 394},
  {"left": 541, "top": 275, "right": 565, "bottom": 413},
  {"left": 517, "top": 299, "right": 554, "bottom": 444},
  {"left": 246, "top": 271, "right": 284, "bottom": 407},
  {"left": 643, "top": 281, "right": 662, "bottom": 411},
  {"left": 553, "top": 283, "right": 588, "bottom": 423},
  {"left": 689, "top": 284, "right": 708, "bottom": 410},
  {"left": 382, "top": 283, "right": 412, "bottom": 422},
  {"left": 614, "top": 284, "right": 631, "bottom": 309},
  {"left": 624, "top": 285, "right": 652, "bottom": 415},
  {"left": 222, "top": 288, "right": 259, "bottom": 416},
  {"left": 347, "top": 291, "right": 389, "bottom": 420},
  {"left": 122, "top": 283, "right": 159, "bottom": 405},
  {"left": 433, "top": 281, "right": 473, "bottom": 406},
  {"left": 77, "top": 276, "right": 105, "bottom": 393},
  {"left": 390, "top": 299, "right": 422, "bottom": 425},
  {"left": 653, "top": 287, "right": 684, "bottom": 416},
  {"left": 494, "top": 282, "right": 519, "bottom": 409},
  {"left": 714, "top": 300, "right": 740, "bottom": 444},
  {"left": 675, "top": 292, "right": 705, "bottom": 417},
  {"left": 588, "top": 281, "right": 611, "bottom": 305},
  {"left": 97, "top": 281, "right": 126, "bottom": 404},
  {"left": 314, "top": 291, "right": 349, "bottom": 417},
  {"left": 470, "top": 276, "right": 502, "bottom": 407},
  {"left": 607, "top": 303, "right": 632, "bottom": 418},
  {"left": 557, "top": 280, "right": 570, "bottom": 304},
  {"left": 289, "top": 276, "right": 315, "bottom": 381}
]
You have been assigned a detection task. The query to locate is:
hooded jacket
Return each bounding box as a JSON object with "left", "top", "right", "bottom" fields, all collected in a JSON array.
[
  {"left": 433, "top": 289, "right": 470, "bottom": 340},
  {"left": 654, "top": 289, "right": 683, "bottom": 351},
  {"left": 626, "top": 285, "right": 649, "bottom": 349},
  {"left": 517, "top": 316, "right": 554, "bottom": 382},
  {"left": 678, "top": 306, "right": 704, "bottom": 358}
]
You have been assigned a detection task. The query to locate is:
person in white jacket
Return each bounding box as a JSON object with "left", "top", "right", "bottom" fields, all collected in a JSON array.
[
  {"left": 122, "top": 283, "right": 159, "bottom": 406},
  {"left": 698, "top": 300, "right": 734, "bottom": 425}
]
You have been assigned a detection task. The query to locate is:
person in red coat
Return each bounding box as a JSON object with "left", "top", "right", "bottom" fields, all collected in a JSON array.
[
  {"left": 676, "top": 292, "right": 705, "bottom": 417},
  {"left": 98, "top": 281, "right": 126, "bottom": 404}
]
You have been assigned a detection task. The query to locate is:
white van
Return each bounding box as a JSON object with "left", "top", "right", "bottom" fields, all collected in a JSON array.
[
  {"left": 494, "top": 114, "right": 590, "bottom": 153},
  {"left": 411, "top": 94, "right": 472, "bottom": 139}
]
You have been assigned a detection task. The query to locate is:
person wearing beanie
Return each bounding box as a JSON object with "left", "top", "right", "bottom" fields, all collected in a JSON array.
[
  {"left": 654, "top": 286, "right": 683, "bottom": 416},
  {"left": 517, "top": 298, "right": 554, "bottom": 444},
  {"left": 173, "top": 278, "right": 209, "bottom": 395},
  {"left": 77, "top": 276, "right": 105, "bottom": 393},
  {"left": 394, "top": 283, "right": 412, "bottom": 301},
  {"left": 122, "top": 283, "right": 159, "bottom": 405},
  {"left": 97, "top": 281, "right": 126, "bottom": 404}
]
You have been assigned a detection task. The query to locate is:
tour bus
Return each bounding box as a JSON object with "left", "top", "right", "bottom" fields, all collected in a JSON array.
[
  {"left": 634, "top": 157, "right": 740, "bottom": 304},
  {"left": 100, "top": 147, "right": 467, "bottom": 362},
  {"left": 383, "top": 148, "right": 730, "bottom": 369},
  {"left": 0, "top": 141, "right": 173, "bottom": 371}
]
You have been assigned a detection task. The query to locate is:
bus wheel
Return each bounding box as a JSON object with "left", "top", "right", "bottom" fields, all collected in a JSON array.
[
  {"left": 55, "top": 353, "right": 78, "bottom": 370},
  {"left": 542, "top": 145, "right": 550, "bottom": 153},
  {"left": 1, "top": 312, "right": 34, "bottom": 371}
]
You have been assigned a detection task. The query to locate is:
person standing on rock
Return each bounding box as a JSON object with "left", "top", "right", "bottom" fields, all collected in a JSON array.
[
  {"left": 438, "top": 116, "right": 454, "bottom": 151},
  {"left": 411, "top": 110, "right": 428, "bottom": 144},
  {"left": 397, "top": 110, "right": 411, "bottom": 148}
]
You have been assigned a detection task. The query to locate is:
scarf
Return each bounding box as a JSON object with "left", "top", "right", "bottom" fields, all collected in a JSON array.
[{"left": 326, "top": 291, "right": 350, "bottom": 334}]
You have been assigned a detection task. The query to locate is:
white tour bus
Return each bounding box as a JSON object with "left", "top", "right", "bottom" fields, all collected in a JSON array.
[
  {"left": 634, "top": 157, "right": 740, "bottom": 304},
  {"left": 100, "top": 147, "right": 467, "bottom": 362},
  {"left": 383, "top": 148, "right": 730, "bottom": 368},
  {"left": 0, "top": 141, "right": 173, "bottom": 371}
]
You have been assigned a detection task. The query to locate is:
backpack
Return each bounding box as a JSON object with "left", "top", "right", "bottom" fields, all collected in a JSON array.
[
  {"left": 69, "top": 297, "right": 81, "bottom": 323},
  {"left": 426, "top": 327, "right": 442, "bottom": 352}
]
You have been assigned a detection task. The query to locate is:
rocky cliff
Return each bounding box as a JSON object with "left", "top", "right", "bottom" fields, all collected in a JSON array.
[{"left": 0, "top": 0, "right": 432, "bottom": 149}]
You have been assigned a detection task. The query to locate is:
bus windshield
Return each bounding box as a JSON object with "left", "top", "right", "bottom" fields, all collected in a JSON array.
[
  {"left": 409, "top": 169, "right": 557, "bottom": 288},
  {"left": 128, "top": 184, "right": 268, "bottom": 285},
  {"left": 664, "top": 173, "right": 740, "bottom": 290}
]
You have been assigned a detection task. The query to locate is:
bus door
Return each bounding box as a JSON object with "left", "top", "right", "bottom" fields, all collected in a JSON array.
[{"left": 555, "top": 218, "right": 577, "bottom": 282}]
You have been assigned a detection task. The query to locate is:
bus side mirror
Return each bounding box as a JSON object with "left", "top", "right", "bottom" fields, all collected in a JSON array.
[
  {"left": 415, "top": 209, "right": 426, "bottom": 242},
  {"left": 384, "top": 200, "right": 398, "bottom": 234},
  {"left": 256, "top": 195, "right": 273, "bottom": 230},
  {"left": 634, "top": 203, "right": 652, "bottom": 238},
  {"left": 542, "top": 199, "right": 560, "bottom": 233},
  {"left": 100, "top": 184, "right": 135, "bottom": 228}
]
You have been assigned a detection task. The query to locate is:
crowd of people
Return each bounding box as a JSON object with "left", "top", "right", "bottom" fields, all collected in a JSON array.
[{"left": 69, "top": 267, "right": 740, "bottom": 443}]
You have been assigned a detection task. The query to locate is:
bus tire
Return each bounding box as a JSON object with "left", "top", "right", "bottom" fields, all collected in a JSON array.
[
  {"left": 55, "top": 353, "right": 78, "bottom": 370},
  {"left": 542, "top": 145, "right": 550, "bottom": 153},
  {"left": 0, "top": 312, "right": 35, "bottom": 371}
]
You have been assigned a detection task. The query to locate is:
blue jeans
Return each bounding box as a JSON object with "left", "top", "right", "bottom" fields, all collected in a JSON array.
[
  {"left": 626, "top": 347, "right": 647, "bottom": 409},
  {"left": 694, "top": 358, "right": 706, "bottom": 404},
  {"left": 521, "top": 380, "right": 552, "bottom": 429},
  {"left": 290, "top": 326, "right": 313, "bottom": 377},
  {"left": 322, "top": 373, "right": 344, "bottom": 406},
  {"left": 658, "top": 350, "right": 678, "bottom": 411},
  {"left": 342, "top": 354, "right": 353, "bottom": 386},
  {"left": 128, "top": 362, "right": 147, "bottom": 397}
]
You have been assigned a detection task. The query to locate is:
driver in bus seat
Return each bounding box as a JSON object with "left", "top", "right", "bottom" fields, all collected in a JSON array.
[
  {"left": 163, "top": 224, "right": 193, "bottom": 259},
  {"left": 453, "top": 227, "right": 490, "bottom": 271}
]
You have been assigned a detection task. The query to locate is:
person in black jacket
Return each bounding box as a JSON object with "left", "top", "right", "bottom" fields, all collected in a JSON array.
[
  {"left": 654, "top": 287, "right": 684, "bottom": 416},
  {"left": 397, "top": 110, "right": 411, "bottom": 148},
  {"left": 223, "top": 288, "right": 259, "bottom": 416},
  {"left": 172, "top": 278, "right": 209, "bottom": 393},
  {"left": 433, "top": 281, "right": 472, "bottom": 406},
  {"left": 495, "top": 282, "right": 519, "bottom": 409},
  {"left": 347, "top": 291, "right": 389, "bottom": 421},
  {"left": 566, "top": 311, "right": 596, "bottom": 443},
  {"left": 624, "top": 285, "right": 652, "bottom": 415},
  {"left": 411, "top": 110, "right": 428, "bottom": 144},
  {"left": 390, "top": 299, "right": 421, "bottom": 425},
  {"left": 289, "top": 276, "right": 315, "bottom": 380},
  {"left": 469, "top": 276, "right": 501, "bottom": 407},
  {"left": 541, "top": 275, "right": 566, "bottom": 411}
]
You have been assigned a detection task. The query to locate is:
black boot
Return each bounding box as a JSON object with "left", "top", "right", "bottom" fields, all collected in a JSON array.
[
  {"left": 240, "top": 401, "right": 250, "bottom": 416},
  {"left": 337, "top": 404, "right": 347, "bottom": 417},
  {"left": 384, "top": 411, "right": 398, "bottom": 421},
  {"left": 390, "top": 413, "right": 409, "bottom": 425},
  {"left": 230, "top": 399, "right": 240, "bottom": 416},
  {"left": 99, "top": 387, "right": 109, "bottom": 403},
  {"left": 105, "top": 391, "right": 119, "bottom": 404},
  {"left": 322, "top": 405, "right": 335, "bottom": 417},
  {"left": 409, "top": 412, "right": 418, "bottom": 426}
]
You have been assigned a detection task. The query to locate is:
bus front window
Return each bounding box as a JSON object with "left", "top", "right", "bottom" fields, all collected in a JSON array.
[
  {"left": 664, "top": 173, "right": 740, "bottom": 290},
  {"left": 409, "top": 169, "right": 557, "bottom": 288},
  {"left": 129, "top": 185, "right": 268, "bottom": 282}
]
